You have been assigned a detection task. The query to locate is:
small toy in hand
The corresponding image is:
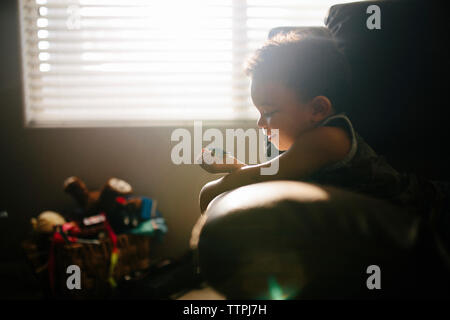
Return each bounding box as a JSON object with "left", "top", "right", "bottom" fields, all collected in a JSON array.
[
  {"left": 63, "top": 176, "right": 133, "bottom": 216},
  {"left": 199, "top": 147, "right": 245, "bottom": 174}
]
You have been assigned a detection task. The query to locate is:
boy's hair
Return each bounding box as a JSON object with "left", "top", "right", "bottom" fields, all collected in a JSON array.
[{"left": 244, "top": 31, "right": 352, "bottom": 113}]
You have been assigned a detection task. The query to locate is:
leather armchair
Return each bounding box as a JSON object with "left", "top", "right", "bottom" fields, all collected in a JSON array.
[
  {"left": 192, "top": 181, "right": 450, "bottom": 299},
  {"left": 191, "top": 1, "right": 450, "bottom": 299}
]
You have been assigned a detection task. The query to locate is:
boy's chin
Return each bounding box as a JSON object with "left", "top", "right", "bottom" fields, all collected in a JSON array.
[
  {"left": 271, "top": 142, "right": 287, "bottom": 152},
  {"left": 268, "top": 134, "right": 289, "bottom": 151}
]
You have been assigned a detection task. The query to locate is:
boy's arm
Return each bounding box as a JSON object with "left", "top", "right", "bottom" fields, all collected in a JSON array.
[{"left": 199, "top": 126, "right": 351, "bottom": 213}]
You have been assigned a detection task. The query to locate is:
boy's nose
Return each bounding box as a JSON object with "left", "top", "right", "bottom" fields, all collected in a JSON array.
[
  {"left": 257, "top": 115, "right": 267, "bottom": 129},
  {"left": 257, "top": 117, "right": 271, "bottom": 136}
]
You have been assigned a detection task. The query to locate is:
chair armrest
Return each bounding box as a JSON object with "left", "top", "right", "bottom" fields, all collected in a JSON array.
[{"left": 191, "top": 180, "right": 424, "bottom": 299}]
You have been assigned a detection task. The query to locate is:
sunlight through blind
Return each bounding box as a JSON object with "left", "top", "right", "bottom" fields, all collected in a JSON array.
[{"left": 19, "top": 0, "right": 355, "bottom": 126}]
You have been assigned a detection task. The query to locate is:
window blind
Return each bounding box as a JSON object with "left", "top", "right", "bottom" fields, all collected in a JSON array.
[{"left": 19, "top": 0, "right": 356, "bottom": 127}]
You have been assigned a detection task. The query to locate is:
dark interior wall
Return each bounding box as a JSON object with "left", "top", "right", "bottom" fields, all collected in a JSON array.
[
  {"left": 0, "top": 0, "right": 256, "bottom": 262},
  {"left": 324, "top": 0, "right": 450, "bottom": 180}
]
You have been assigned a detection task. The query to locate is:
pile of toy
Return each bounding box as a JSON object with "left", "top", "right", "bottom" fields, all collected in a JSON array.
[{"left": 23, "top": 176, "right": 167, "bottom": 299}]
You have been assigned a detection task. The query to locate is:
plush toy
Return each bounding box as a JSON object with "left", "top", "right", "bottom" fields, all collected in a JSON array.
[
  {"left": 63, "top": 176, "right": 133, "bottom": 216},
  {"left": 31, "top": 210, "right": 66, "bottom": 234}
]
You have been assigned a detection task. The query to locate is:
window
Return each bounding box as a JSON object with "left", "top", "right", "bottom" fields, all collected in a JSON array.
[{"left": 19, "top": 0, "right": 355, "bottom": 127}]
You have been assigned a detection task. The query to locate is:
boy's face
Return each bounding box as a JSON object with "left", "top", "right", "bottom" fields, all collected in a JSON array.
[{"left": 251, "top": 79, "right": 316, "bottom": 151}]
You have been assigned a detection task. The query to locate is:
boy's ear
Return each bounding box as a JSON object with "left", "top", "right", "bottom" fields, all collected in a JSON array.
[{"left": 310, "top": 96, "right": 333, "bottom": 121}]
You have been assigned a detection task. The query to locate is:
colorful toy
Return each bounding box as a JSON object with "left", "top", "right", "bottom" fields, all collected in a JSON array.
[
  {"left": 31, "top": 211, "right": 66, "bottom": 234},
  {"left": 63, "top": 176, "right": 133, "bottom": 216},
  {"left": 108, "top": 196, "right": 159, "bottom": 233}
]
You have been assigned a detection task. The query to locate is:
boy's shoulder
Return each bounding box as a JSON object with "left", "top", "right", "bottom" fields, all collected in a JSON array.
[{"left": 303, "top": 125, "right": 352, "bottom": 162}]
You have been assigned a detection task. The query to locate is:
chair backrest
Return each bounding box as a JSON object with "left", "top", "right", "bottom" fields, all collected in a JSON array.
[{"left": 269, "top": 1, "right": 450, "bottom": 179}]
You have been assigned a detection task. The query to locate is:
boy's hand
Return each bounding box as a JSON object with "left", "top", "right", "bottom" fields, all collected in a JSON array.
[
  {"left": 198, "top": 148, "right": 245, "bottom": 174},
  {"left": 198, "top": 164, "right": 261, "bottom": 213}
]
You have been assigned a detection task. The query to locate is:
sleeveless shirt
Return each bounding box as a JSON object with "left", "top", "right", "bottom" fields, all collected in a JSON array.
[{"left": 304, "top": 112, "right": 434, "bottom": 216}]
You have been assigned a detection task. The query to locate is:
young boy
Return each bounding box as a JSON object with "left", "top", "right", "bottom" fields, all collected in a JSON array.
[{"left": 198, "top": 32, "right": 432, "bottom": 217}]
